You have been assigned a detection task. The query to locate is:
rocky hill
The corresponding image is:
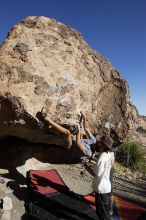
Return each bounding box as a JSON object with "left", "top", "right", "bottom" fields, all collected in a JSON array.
[{"left": 0, "top": 16, "right": 140, "bottom": 144}]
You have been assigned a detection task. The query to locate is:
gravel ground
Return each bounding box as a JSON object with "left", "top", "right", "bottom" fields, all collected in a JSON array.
[
  {"left": 0, "top": 133, "right": 146, "bottom": 220},
  {"left": 0, "top": 161, "right": 146, "bottom": 220},
  {"left": 52, "top": 163, "right": 146, "bottom": 208}
]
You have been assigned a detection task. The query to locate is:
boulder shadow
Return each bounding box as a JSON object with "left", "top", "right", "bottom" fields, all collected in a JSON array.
[{"left": 0, "top": 136, "right": 81, "bottom": 202}]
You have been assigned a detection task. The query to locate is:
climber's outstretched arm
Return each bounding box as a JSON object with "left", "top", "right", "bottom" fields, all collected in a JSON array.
[
  {"left": 81, "top": 112, "right": 92, "bottom": 138},
  {"left": 76, "top": 125, "right": 86, "bottom": 152}
]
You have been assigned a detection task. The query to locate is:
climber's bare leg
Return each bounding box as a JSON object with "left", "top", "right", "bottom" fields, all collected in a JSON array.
[
  {"left": 46, "top": 117, "right": 72, "bottom": 149},
  {"left": 41, "top": 107, "right": 72, "bottom": 149},
  {"left": 46, "top": 117, "right": 70, "bottom": 135}
]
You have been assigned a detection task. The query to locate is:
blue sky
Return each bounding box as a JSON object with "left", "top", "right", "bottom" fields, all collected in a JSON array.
[{"left": 0, "top": 0, "right": 146, "bottom": 115}]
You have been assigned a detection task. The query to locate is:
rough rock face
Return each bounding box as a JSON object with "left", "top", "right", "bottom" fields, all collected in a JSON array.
[{"left": 0, "top": 16, "right": 140, "bottom": 145}]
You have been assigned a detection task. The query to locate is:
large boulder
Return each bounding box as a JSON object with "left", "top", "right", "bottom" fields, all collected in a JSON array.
[{"left": 0, "top": 16, "right": 140, "bottom": 145}]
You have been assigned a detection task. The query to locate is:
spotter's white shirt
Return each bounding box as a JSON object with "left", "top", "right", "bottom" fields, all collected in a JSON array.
[{"left": 92, "top": 151, "right": 114, "bottom": 194}]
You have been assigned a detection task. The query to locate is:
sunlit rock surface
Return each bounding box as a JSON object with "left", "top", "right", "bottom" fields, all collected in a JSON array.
[{"left": 0, "top": 16, "right": 140, "bottom": 144}]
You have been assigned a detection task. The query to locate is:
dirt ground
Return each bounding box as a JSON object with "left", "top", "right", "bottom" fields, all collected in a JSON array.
[
  {"left": 0, "top": 159, "right": 146, "bottom": 220},
  {"left": 0, "top": 135, "right": 146, "bottom": 220}
]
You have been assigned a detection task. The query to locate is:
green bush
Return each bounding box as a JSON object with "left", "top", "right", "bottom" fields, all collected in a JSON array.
[
  {"left": 136, "top": 126, "right": 146, "bottom": 133},
  {"left": 117, "top": 141, "right": 146, "bottom": 174}
]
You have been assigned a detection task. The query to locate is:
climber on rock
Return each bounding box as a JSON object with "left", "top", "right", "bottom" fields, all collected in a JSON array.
[{"left": 40, "top": 108, "right": 96, "bottom": 158}]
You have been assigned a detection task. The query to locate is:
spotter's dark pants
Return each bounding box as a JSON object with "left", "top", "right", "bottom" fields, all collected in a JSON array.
[{"left": 95, "top": 192, "right": 111, "bottom": 220}]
